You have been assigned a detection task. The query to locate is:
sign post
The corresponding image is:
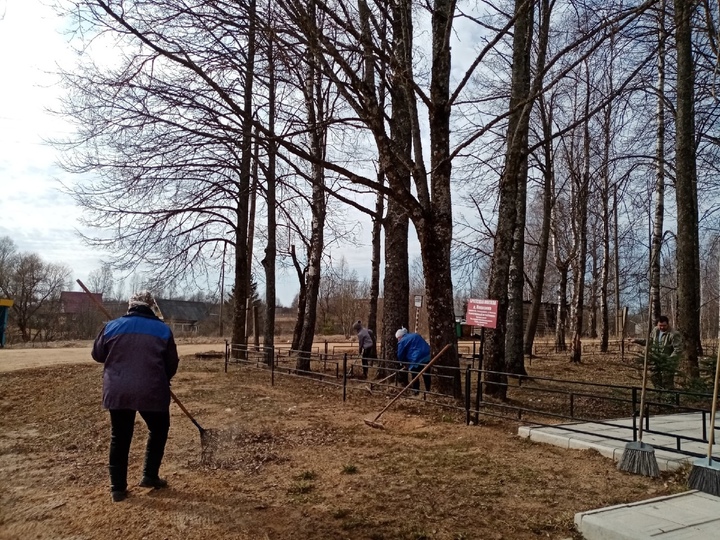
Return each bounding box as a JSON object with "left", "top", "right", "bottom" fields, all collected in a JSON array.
[
  {"left": 413, "top": 295, "right": 423, "bottom": 333},
  {"left": 465, "top": 298, "right": 497, "bottom": 425},
  {"left": 413, "top": 294, "right": 422, "bottom": 334}
]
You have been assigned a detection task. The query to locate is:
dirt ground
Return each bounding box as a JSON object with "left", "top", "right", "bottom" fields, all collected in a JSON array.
[
  {"left": 0, "top": 342, "right": 690, "bottom": 540},
  {"left": 0, "top": 339, "right": 228, "bottom": 373}
]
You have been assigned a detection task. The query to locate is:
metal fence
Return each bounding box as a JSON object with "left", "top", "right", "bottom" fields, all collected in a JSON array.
[{"left": 223, "top": 341, "right": 718, "bottom": 460}]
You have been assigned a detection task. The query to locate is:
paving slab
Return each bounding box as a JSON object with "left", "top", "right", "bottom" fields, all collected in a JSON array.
[
  {"left": 575, "top": 491, "right": 720, "bottom": 539},
  {"left": 518, "top": 412, "right": 718, "bottom": 471},
  {"left": 517, "top": 414, "right": 720, "bottom": 537}
]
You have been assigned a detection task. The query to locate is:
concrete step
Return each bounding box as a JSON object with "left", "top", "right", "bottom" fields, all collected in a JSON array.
[{"left": 575, "top": 491, "right": 720, "bottom": 539}]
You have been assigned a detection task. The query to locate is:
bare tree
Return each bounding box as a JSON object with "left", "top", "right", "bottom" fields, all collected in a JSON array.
[
  {"left": 86, "top": 264, "right": 114, "bottom": 298},
  {"left": 0, "top": 251, "right": 70, "bottom": 342},
  {"left": 523, "top": 88, "right": 555, "bottom": 355}
]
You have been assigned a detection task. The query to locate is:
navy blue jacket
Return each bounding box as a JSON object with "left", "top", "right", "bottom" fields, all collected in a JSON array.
[{"left": 92, "top": 306, "right": 179, "bottom": 411}]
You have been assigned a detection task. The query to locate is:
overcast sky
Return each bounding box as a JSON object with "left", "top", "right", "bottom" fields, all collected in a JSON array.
[
  {"left": 0, "top": 0, "right": 407, "bottom": 306},
  {"left": 0, "top": 0, "right": 105, "bottom": 285}
]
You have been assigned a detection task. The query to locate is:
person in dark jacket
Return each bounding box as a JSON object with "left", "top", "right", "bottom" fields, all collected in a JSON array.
[
  {"left": 352, "top": 320, "right": 375, "bottom": 378},
  {"left": 629, "top": 314, "right": 683, "bottom": 389},
  {"left": 92, "top": 290, "right": 180, "bottom": 503},
  {"left": 395, "top": 327, "right": 432, "bottom": 394}
]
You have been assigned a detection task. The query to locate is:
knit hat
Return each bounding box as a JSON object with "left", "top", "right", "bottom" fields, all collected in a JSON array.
[
  {"left": 352, "top": 320, "right": 362, "bottom": 332},
  {"left": 395, "top": 327, "right": 407, "bottom": 339},
  {"left": 128, "top": 290, "right": 156, "bottom": 310}
]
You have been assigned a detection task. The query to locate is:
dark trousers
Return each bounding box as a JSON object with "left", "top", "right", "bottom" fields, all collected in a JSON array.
[
  {"left": 361, "top": 347, "right": 375, "bottom": 377},
  {"left": 397, "top": 362, "right": 408, "bottom": 385},
  {"left": 409, "top": 365, "right": 431, "bottom": 394},
  {"left": 109, "top": 409, "right": 170, "bottom": 492}
]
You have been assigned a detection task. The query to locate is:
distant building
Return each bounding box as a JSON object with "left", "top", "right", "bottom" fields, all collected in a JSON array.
[
  {"left": 154, "top": 298, "right": 213, "bottom": 333},
  {"left": 59, "top": 291, "right": 106, "bottom": 339},
  {"left": 60, "top": 291, "right": 103, "bottom": 315}
]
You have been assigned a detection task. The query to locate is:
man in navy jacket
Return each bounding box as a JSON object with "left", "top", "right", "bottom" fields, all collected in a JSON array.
[{"left": 92, "top": 290, "right": 179, "bottom": 502}]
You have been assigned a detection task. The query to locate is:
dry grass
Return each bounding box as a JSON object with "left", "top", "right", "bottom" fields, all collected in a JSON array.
[{"left": 0, "top": 346, "right": 693, "bottom": 540}]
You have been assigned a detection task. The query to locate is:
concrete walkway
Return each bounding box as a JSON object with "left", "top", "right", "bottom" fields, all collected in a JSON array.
[
  {"left": 575, "top": 491, "right": 720, "bottom": 539},
  {"left": 518, "top": 413, "right": 720, "bottom": 539},
  {"left": 517, "top": 412, "right": 716, "bottom": 471}
]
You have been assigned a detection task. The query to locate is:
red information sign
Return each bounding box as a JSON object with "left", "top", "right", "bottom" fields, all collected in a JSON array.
[{"left": 465, "top": 299, "right": 498, "bottom": 329}]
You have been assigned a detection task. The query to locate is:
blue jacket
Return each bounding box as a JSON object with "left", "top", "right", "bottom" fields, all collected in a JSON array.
[
  {"left": 397, "top": 332, "right": 431, "bottom": 370},
  {"left": 92, "top": 306, "right": 179, "bottom": 411}
]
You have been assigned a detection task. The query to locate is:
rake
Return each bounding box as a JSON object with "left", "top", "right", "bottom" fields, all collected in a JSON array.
[
  {"left": 366, "top": 369, "right": 402, "bottom": 394},
  {"left": 364, "top": 344, "right": 452, "bottom": 429}
]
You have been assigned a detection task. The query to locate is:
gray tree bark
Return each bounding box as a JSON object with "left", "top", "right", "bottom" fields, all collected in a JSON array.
[
  {"left": 296, "top": 10, "right": 328, "bottom": 369},
  {"left": 231, "top": 0, "right": 257, "bottom": 352},
  {"left": 486, "top": 0, "right": 534, "bottom": 398},
  {"left": 569, "top": 65, "right": 591, "bottom": 364},
  {"left": 650, "top": 0, "right": 667, "bottom": 323},
  {"left": 674, "top": 0, "right": 702, "bottom": 376},
  {"left": 262, "top": 36, "right": 278, "bottom": 363}
]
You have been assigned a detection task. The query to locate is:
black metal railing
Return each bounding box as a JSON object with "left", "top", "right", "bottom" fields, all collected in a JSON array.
[{"left": 223, "top": 340, "right": 718, "bottom": 459}]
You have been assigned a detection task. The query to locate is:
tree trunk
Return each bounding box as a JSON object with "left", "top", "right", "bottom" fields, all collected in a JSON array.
[
  {"left": 290, "top": 245, "right": 307, "bottom": 351},
  {"left": 613, "top": 189, "right": 622, "bottom": 339},
  {"left": 599, "top": 45, "right": 613, "bottom": 352},
  {"left": 382, "top": 197, "right": 409, "bottom": 366},
  {"left": 523, "top": 52, "right": 553, "bottom": 356},
  {"left": 569, "top": 66, "right": 591, "bottom": 365},
  {"left": 296, "top": 6, "right": 328, "bottom": 371},
  {"left": 589, "top": 247, "right": 598, "bottom": 340},
  {"left": 246, "top": 130, "right": 260, "bottom": 339},
  {"left": 231, "top": 0, "right": 257, "bottom": 351},
  {"left": 360, "top": 0, "right": 383, "bottom": 364},
  {"left": 262, "top": 38, "right": 277, "bottom": 364},
  {"left": 650, "top": 0, "right": 666, "bottom": 323},
  {"left": 555, "top": 264, "right": 568, "bottom": 352},
  {"left": 485, "top": 0, "right": 534, "bottom": 398},
  {"left": 369, "top": 173, "right": 384, "bottom": 360},
  {"left": 506, "top": 159, "right": 528, "bottom": 377},
  {"left": 381, "top": 0, "right": 412, "bottom": 369},
  {"left": 410, "top": 0, "right": 462, "bottom": 396},
  {"left": 674, "top": 0, "right": 702, "bottom": 376}
]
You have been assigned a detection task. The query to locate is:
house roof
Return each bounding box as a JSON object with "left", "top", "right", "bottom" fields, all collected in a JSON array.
[
  {"left": 61, "top": 291, "right": 103, "bottom": 314},
  {"left": 64, "top": 293, "right": 214, "bottom": 323},
  {"left": 155, "top": 299, "right": 212, "bottom": 323}
]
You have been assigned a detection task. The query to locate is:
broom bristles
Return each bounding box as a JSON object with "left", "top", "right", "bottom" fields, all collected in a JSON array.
[
  {"left": 688, "top": 459, "right": 720, "bottom": 496},
  {"left": 617, "top": 441, "right": 661, "bottom": 478}
]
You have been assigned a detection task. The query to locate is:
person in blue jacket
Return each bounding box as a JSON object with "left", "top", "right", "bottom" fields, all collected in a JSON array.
[
  {"left": 395, "top": 327, "right": 432, "bottom": 394},
  {"left": 92, "top": 290, "right": 179, "bottom": 502}
]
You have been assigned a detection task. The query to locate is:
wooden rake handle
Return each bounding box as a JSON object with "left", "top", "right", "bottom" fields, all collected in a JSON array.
[
  {"left": 169, "top": 391, "right": 206, "bottom": 433},
  {"left": 707, "top": 266, "right": 720, "bottom": 462},
  {"left": 371, "top": 344, "right": 452, "bottom": 423},
  {"left": 76, "top": 279, "right": 205, "bottom": 434},
  {"left": 76, "top": 279, "right": 114, "bottom": 321},
  {"left": 374, "top": 370, "right": 400, "bottom": 385}
]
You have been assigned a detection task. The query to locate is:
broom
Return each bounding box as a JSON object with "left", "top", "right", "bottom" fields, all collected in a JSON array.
[
  {"left": 617, "top": 300, "right": 660, "bottom": 477},
  {"left": 687, "top": 263, "right": 720, "bottom": 495}
]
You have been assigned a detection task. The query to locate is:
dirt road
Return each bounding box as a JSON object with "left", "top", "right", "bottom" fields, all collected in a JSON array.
[{"left": 0, "top": 342, "right": 226, "bottom": 373}]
